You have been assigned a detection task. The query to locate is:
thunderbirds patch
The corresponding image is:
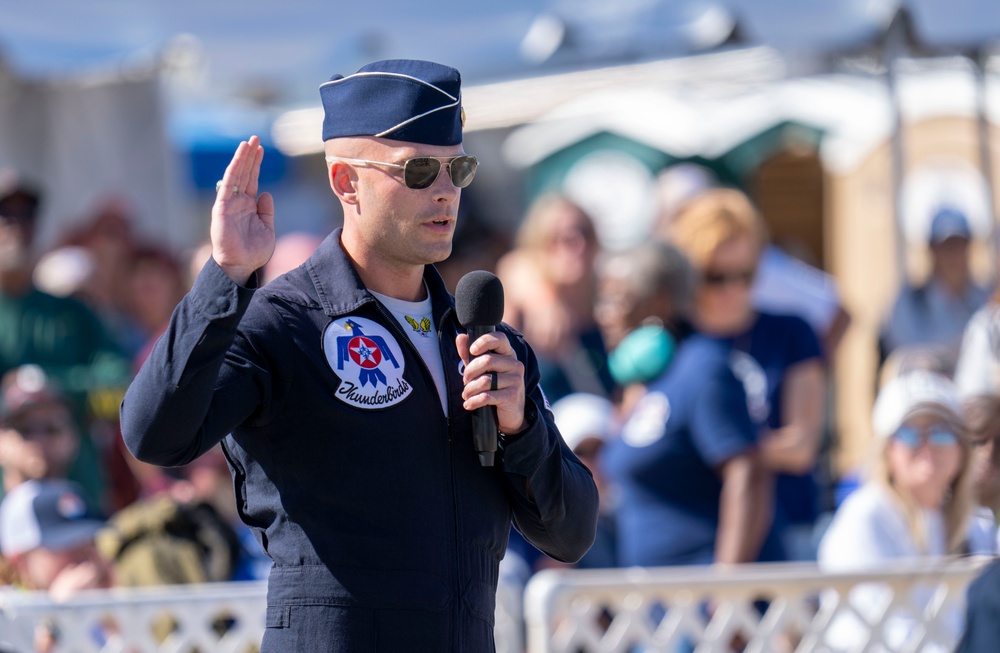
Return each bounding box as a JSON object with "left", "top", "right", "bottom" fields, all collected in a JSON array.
[{"left": 323, "top": 316, "right": 412, "bottom": 409}]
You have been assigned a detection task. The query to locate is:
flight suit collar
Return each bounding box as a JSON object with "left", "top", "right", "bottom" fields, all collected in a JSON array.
[{"left": 306, "top": 227, "right": 456, "bottom": 324}]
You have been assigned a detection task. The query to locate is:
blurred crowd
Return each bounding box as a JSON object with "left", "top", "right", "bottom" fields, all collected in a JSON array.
[{"left": 2, "top": 150, "right": 1000, "bottom": 649}]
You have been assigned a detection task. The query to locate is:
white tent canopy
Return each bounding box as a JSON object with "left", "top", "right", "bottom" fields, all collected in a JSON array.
[{"left": 1, "top": 0, "right": 999, "bottom": 248}]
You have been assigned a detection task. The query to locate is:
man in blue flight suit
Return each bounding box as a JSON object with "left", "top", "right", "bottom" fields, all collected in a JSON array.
[{"left": 120, "top": 59, "right": 599, "bottom": 651}]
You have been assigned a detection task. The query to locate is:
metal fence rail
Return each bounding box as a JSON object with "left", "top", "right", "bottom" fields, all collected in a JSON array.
[{"left": 523, "top": 559, "right": 990, "bottom": 652}]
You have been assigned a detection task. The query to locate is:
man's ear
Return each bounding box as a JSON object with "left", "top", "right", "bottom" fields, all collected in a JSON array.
[{"left": 329, "top": 162, "right": 360, "bottom": 206}]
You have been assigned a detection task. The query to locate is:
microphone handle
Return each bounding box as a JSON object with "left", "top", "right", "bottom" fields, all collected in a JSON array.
[{"left": 467, "top": 325, "right": 498, "bottom": 466}]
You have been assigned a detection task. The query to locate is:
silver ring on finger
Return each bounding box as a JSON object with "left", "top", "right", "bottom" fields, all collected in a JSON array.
[{"left": 215, "top": 180, "right": 239, "bottom": 195}]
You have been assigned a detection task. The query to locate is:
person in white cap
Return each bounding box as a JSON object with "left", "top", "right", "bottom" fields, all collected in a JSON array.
[
  {"left": 551, "top": 393, "right": 617, "bottom": 568},
  {"left": 818, "top": 370, "right": 990, "bottom": 651}
]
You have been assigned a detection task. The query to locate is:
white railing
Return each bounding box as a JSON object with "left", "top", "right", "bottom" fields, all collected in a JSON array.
[
  {"left": 0, "top": 577, "right": 523, "bottom": 653},
  {"left": 524, "top": 559, "right": 990, "bottom": 652},
  {"left": 1, "top": 560, "right": 988, "bottom": 653},
  {"left": 0, "top": 581, "right": 267, "bottom": 653}
]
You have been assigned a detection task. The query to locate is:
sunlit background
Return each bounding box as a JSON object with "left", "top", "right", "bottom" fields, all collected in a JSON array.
[{"left": 3, "top": 0, "right": 1000, "bottom": 471}]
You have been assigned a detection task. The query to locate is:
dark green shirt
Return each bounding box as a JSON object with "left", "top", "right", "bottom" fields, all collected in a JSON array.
[{"left": 0, "top": 287, "right": 131, "bottom": 508}]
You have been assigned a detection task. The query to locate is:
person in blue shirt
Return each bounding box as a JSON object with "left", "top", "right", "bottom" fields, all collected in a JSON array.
[
  {"left": 882, "top": 206, "right": 990, "bottom": 374},
  {"left": 668, "top": 188, "right": 827, "bottom": 561},
  {"left": 599, "top": 241, "right": 772, "bottom": 566}
]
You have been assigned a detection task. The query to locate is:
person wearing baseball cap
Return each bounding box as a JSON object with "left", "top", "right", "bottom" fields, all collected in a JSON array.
[
  {"left": 0, "top": 479, "right": 112, "bottom": 600},
  {"left": 0, "top": 366, "right": 79, "bottom": 495},
  {"left": 880, "top": 206, "right": 990, "bottom": 373},
  {"left": 818, "top": 371, "right": 991, "bottom": 650},
  {"left": 121, "top": 59, "right": 598, "bottom": 651}
]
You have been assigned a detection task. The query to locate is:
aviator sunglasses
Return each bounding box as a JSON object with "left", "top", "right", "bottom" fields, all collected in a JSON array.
[
  {"left": 325, "top": 155, "right": 478, "bottom": 190},
  {"left": 892, "top": 425, "right": 959, "bottom": 449}
]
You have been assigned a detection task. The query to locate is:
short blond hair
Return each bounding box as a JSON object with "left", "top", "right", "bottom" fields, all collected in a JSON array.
[{"left": 666, "top": 189, "right": 767, "bottom": 270}]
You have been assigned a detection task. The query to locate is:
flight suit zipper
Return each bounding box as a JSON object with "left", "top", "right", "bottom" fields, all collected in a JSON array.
[{"left": 371, "top": 300, "right": 464, "bottom": 647}]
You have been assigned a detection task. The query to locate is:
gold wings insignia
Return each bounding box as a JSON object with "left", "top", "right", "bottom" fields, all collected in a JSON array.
[
  {"left": 404, "top": 315, "right": 420, "bottom": 331},
  {"left": 420, "top": 318, "right": 431, "bottom": 333}
]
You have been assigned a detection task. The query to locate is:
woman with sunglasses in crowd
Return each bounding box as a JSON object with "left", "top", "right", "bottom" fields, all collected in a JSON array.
[
  {"left": 665, "top": 188, "right": 827, "bottom": 562},
  {"left": 818, "top": 371, "right": 990, "bottom": 651},
  {"left": 599, "top": 240, "right": 772, "bottom": 569}
]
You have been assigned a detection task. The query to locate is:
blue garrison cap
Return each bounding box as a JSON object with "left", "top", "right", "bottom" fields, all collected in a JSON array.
[{"left": 319, "top": 59, "right": 464, "bottom": 145}]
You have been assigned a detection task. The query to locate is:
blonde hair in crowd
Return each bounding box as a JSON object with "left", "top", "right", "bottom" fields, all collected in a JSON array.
[
  {"left": 515, "top": 194, "right": 595, "bottom": 248},
  {"left": 510, "top": 193, "right": 599, "bottom": 286},
  {"left": 666, "top": 188, "right": 768, "bottom": 270},
  {"left": 868, "top": 414, "right": 975, "bottom": 555}
]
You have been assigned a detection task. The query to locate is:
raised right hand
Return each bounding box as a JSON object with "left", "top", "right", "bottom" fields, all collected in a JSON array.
[{"left": 210, "top": 135, "right": 275, "bottom": 285}]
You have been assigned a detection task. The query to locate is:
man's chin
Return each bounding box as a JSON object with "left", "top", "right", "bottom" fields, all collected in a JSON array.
[{"left": 422, "top": 242, "right": 454, "bottom": 265}]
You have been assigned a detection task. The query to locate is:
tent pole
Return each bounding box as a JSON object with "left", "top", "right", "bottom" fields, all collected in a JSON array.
[
  {"left": 884, "top": 32, "right": 908, "bottom": 283},
  {"left": 973, "top": 48, "right": 997, "bottom": 282}
]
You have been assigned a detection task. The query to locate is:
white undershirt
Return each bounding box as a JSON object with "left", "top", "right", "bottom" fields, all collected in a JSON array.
[{"left": 370, "top": 288, "right": 448, "bottom": 415}]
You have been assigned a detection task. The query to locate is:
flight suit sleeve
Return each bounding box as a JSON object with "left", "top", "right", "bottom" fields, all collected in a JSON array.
[
  {"left": 120, "top": 258, "right": 272, "bottom": 467},
  {"left": 497, "top": 332, "right": 600, "bottom": 564}
]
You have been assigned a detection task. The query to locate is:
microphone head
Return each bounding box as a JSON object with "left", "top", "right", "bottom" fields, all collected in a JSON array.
[{"left": 455, "top": 270, "right": 505, "bottom": 327}]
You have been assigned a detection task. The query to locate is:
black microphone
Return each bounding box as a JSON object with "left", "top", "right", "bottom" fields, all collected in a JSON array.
[{"left": 455, "top": 270, "right": 505, "bottom": 467}]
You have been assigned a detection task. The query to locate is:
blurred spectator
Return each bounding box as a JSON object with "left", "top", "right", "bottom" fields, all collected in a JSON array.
[
  {"left": 668, "top": 188, "right": 826, "bottom": 561},
  {"left": 957, "top": 557, "right": 1000, "bottom": 651},
  {"left": 752, "top": 245, "right": 851, "bottom": 357},
  {"left": 97, "top": 491, "right": 241, "bottom": 587},
  {"left": 61, "top": 198, "right": 145, "bottom": 358},
  {"left": 881, "top": 206, "right": 990, "bottom": 374},
  {"left": 262, "top": 232, "right": 324, "bottom": 285},
  {"left": 600, "top": 241, "right": 772, "bottom": 567},
  {"left": 504, "top": 392, "right": 620, "bottom": 575},
  {"left": 551, "top": 393, "right": 617, "bottom": 568},
  {"left": 0, "top": 367, "right": 80, "bottom": 496},
  {"left": 963, "top": 394, "right": 1000, "bottom": 537},
  {"left": 169, "top": 445, "right": 271, "bottom": 582},
  {"left": 127, "top": 245, "right": 186, "bottom": 369},
  {"left": 0, "top": 170, "right": 131, "bottom": 511},
  {"left": 31, "top": 246, "right": 97, "bottom": 301},
  {"left": 97, "top": 245, "right": 187, "bottom": 509},
  {"left": 818, "top": 371, "right": 989, "bottom": 651},
  {"left": 0, "top": 479, "right": 114, "bottom": 599},
  {"left": 495, "top": 194, "right": 613, "bottom": 401},
  {"left": 0, "top": 365, "right": 110, "bottom": 510},
  {"left": 654, "top": 164, "right": 851, "bottom": 356},
  {"left": 0, "top": 479, "right": 115, "bottom": 652},
  {"left": 954, "top": 284, "right": 1000, "bottom": 397}
]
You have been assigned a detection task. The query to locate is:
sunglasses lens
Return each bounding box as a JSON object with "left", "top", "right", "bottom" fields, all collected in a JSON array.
[
  {"left": 450, "top": 156, "right": 478, "bottom": 188},
  {"left": 894, "top": 427, "right": 958, "bottom": 448},
  {"left": 403, "top": 158, "right": 442, "bottom": 190},
  {"left": 401, "top": 156, "right": 478, "bottom": 189},
  {"left": 928, "top": 431, "right": 958, "bottom": 446},
  {"left": 893, "top": 427, "right": 920, "bottom": 448}
]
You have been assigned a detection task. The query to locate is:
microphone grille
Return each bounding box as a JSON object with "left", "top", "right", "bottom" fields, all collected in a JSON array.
[{"left": 455, "top": 270, "right": 505, "bottom": 327}]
